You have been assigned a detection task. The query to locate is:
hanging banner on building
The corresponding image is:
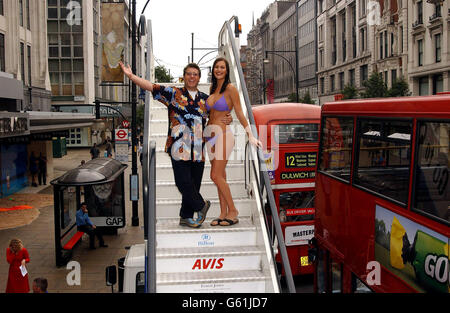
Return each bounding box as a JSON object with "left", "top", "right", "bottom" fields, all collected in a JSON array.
[{"left": 101, "top": 2, "right": 125, "bottom": 83}]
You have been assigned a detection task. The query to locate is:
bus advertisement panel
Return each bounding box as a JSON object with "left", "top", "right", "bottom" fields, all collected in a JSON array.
[{"left": 375, "top": 205, "right": 449, "bottom": 293}]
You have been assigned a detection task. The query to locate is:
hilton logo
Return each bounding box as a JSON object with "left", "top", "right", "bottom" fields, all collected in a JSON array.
[{"left": 198, "top": 234, "right": 214, "bottom": 247}]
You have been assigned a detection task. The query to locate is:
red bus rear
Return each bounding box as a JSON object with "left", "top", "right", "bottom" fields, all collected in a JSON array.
[
  {"left": 253, "top": 103, "right": 321, "bottom": 276},
  {"left": 313, "top": 95, "right": 449, "bottom": 293}
]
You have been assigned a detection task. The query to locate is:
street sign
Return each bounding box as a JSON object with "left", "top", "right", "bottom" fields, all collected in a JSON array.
[
  {"left": 115, "top": 129, "right": 128, "bottom": 141},
  {"left": 115, "top": 129, "right": 129, "bottom": 163},
  {"left": 122, "top": 120, "right": 130, "bottom": 128}
]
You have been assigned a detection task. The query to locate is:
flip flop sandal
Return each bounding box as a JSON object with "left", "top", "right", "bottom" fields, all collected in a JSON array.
[
  {"left": 210, "top": 218, "right": 223, "bottom": 226},
  {"left": 219, "top": 218, "right": 239, "bottom": 226}
]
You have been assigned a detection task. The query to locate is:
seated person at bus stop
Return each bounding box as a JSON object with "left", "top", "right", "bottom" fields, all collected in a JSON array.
[{"left": 76, "top": 202, "right": 108, "bottom": 249}]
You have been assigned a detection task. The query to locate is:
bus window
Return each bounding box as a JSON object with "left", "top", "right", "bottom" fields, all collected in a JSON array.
[
  {"left": 414, "top": 121, "right": 449, "bottom": 225},
  {"left": 136, "top": 271, "right": 145, "bottom": 293},
  {"left": 275, "top": 123, "right": 319, "bottom": 144},
  {"left": 319, "top": 117, "right": 354, "bottom": 182},
  {"left": 330, "top": 260, "right": 343, "bottom": 293},
  {"left": 352, "top": 274, "right": 373, "bottom": 293},
  {"left": 354, "top": 119, "right": 412, "bottom": 205},
  {"left": 279, "top": 191, "right": 315, "bottom": 222}
]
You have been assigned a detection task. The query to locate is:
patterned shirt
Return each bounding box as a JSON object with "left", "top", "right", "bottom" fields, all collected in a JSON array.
[{"left": 152, "top": 84, "right": 209, "bottom": 162}]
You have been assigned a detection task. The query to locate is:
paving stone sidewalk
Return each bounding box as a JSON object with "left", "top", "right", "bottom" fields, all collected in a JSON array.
[{"left": 0, "top": 147, "right": 144, "bottom": 293}]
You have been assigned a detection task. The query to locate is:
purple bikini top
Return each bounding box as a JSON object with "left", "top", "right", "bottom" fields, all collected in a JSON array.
[{"left": 205, "top": 95, "right": 230, "bottom": 112}]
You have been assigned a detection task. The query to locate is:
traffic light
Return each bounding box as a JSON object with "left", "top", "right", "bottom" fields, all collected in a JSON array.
[{"left": 234, "top": 17, "right": 242, "bottom": 38}]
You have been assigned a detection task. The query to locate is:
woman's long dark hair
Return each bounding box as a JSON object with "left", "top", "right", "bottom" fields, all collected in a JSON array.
[{"left": 210, "top": 57, "right": 230, "bottom": 94}]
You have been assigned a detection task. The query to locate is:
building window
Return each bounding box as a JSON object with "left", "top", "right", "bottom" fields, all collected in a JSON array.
[
  {"left": 360, "top": 0, "right": 366, "bottom": 16},
  {"left": 360, "top": 28, "right": 366, "bottom": 53},
  {"left": 19, "top": 0, "right": 24, "bottom": 27},
  {"left": 320, "top": 77, "right": 325, "bottom": 94},
  {"left": 341, "top": 12, "right": 346, "bottom": 62},
  {"left": 26, "top": 0, "right": 30, "bottom": 30},
  {"left": 330, "top": 75, "right": 335, "bottom": 92},
  {"left": 27, "top": 45, "right": 31, "bottom": 86},
  {"left": 360, "top": 65, "right": 368, "bottom": 86},
  {"left": 339, "top": 72, "right": 345, "bottom": 90},
  {"left": 384, "top": 32, "right": 388, "bottom": 58},
  {"left": 20, "top": 43, "right": 25, "bottom": 84},
  {"left": 399, "top": 26, "right": 403, "bottom": 53},
  {"left": 0, "top": 0, "right": 4, "bottom": 16},
  {"left": 435, "top": 34, "right": 441, "bottom": 63},
  {"left": 418, "top": 39, "right": 423, "bottom": 66},
  {"left": 0, "top": 33, "right": 4, "bottom": 72},
  {"left": 391, "top": 69, "right": 397, "bottom": 84},
  {"left": 349, "top": 69, "right": 355, "bottom": 86},
  {"left": 331, "top": 17, "right": 337, "bottom": 65},
  {"left": 379, "top": 33, "right": 383, "bottom": 59},
  {"left": 432, "top": 74, "right": 443, "bottom": 95},
  {"left": 319, "top": 49, "right": 324, "bottom": 68},
  {"left": 419, "top": 77, "right": 428, "bottom": 95},
  {"left": 417, "top": 1, "right": 423, "bottom": 24}
]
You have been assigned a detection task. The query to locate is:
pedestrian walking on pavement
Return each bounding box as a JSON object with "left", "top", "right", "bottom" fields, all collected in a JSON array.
[
  {"left": 105, "top": 137, "right": 113, "bottom": 158},
  {"left": 38, "top": 153, "right": 47, "bottom": 185},
  {"left": 5, "top": 239, "right": 30, "bottom": 293},
  {"left": 90, "top": 143, "right": 100, "bottom": 159},
  {"left": 76, "top": 202, "right": 108, "bottom": 249},
  {"left": 29, "top": 152, "right": 39, "bottom": 187}
]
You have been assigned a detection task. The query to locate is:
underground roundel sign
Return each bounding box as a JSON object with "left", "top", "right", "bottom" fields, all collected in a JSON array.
[{"left": 115, "top": 129, "right": 128, "bottom": 141}]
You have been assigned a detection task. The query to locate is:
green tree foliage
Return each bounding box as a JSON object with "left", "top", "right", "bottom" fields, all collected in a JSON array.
[
  {"left": 342, "top": 84, "right": 358, "bottom": 100},
  {"left": 300, "top": 91, "right": 315, "bottom": 104},
  {"left": 288, "top": 91, "right": 315, "bottom": 104},
  {"left": 155, "top": 65, "right": 174, "bottom": 83},
  {"left": 360, "top": 72, "right": 388, "bottom": 98},
  {"left": 387, "top": 76, "right": 411, "bottom": 97}
]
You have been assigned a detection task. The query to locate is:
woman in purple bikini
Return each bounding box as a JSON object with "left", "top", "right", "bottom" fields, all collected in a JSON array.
[{"left": 205, "top": 57, "right": 262, "bottom": 226}]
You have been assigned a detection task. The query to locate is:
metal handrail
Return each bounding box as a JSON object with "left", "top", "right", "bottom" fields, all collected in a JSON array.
[
  {"left": 221, "top": 17, "right": 296, "bottom": 293},
  {"left": 142, "top": 19, "right": 157, "bottom": 293}
]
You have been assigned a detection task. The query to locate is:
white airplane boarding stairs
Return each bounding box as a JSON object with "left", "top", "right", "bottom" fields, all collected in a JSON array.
[{"left": 141, "top": 17, "right": 295, "bottom": 293}]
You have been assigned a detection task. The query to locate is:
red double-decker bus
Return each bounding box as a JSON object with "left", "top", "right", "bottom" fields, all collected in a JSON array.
[
  {"left": 253, "top": 103, "right": 320, "bottom": 276},
  {"left": 313, "top": 95, "right": 449, "bottom": 293}
]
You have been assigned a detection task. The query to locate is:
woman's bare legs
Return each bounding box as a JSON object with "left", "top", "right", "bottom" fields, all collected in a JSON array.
[
  {"left": 209, "top": 129, "right": 238, "bottom": 225},
  {"left": 210, "top": 159, "right": 228, "bottom": 225}
]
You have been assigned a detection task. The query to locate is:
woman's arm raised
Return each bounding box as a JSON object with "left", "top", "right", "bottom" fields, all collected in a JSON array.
[{"left": 119, "top": 61, "right": 154, "bottom": 92}]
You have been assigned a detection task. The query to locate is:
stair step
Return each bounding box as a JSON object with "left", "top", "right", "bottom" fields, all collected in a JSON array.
[
  {"left": 155, "top": 197, "right": 253, "bottom": 219},
  {"left": 156, "top": 217, "right": 256, "bottom": 248},
  {"left": 156, "top": 163, "right": 245, "bottom": 181},
  {"left": 156, "top": 245, "right": 264, "bottom": 273},
  {"left": 154, "top": 149, "right": 246, "bottom": 164},
  {"left": 156, "top": 270, "right": 267, "bottom": 293},
  {"left": 156, "top": 179, "right": 248, "bottom": 199}
]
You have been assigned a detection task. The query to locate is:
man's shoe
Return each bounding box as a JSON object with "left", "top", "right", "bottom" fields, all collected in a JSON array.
[
  {"left": 100, "top": 244, "right": 108, "bottom": 248},
  {"left": 89, "top": 246, "right": 96, "bottom": 250},
  {"left": 179, "top": 217, "right": 201, "bottom": 228},
  {"left": 196, "top": 200, "right": 211, "bottom": 224}
]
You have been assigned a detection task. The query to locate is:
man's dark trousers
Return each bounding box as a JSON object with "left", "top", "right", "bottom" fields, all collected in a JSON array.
[
  {"left": 77, "top": 225, "right": 105, "bottom": 248},
  {"left": 171, "top": 158, "right": 205, "bottom": 219}
]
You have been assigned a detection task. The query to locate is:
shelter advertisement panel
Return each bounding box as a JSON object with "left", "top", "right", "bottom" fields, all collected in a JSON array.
[
  {"left": 374, "top": 205, "right": 449, "bottom": 293},
  {"left": 101, "top": 2, "right": 125, "bottom": 83}
]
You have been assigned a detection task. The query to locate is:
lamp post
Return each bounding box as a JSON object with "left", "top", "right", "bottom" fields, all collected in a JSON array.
[{"left": 264, "top": 35, "right": 299, "bottom": 103}]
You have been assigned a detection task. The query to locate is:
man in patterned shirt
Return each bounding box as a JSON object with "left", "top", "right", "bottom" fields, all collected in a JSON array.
[{"left": 120, "top": 61, "right": 231, "bottom": 228}]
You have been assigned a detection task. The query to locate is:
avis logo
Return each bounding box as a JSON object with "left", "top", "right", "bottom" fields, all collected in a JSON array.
[{"left": 192, "top": 258, "right": 224, "bottom": 270}]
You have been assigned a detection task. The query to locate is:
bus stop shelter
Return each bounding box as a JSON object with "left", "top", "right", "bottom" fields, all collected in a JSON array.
[{"left": 51, "top": 158, "right": 127, "bottom": 266}]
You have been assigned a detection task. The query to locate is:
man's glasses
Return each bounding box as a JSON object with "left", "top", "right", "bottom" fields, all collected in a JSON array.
[{"left": 185, "top": 72, "right": 199, "bottom": 77}]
